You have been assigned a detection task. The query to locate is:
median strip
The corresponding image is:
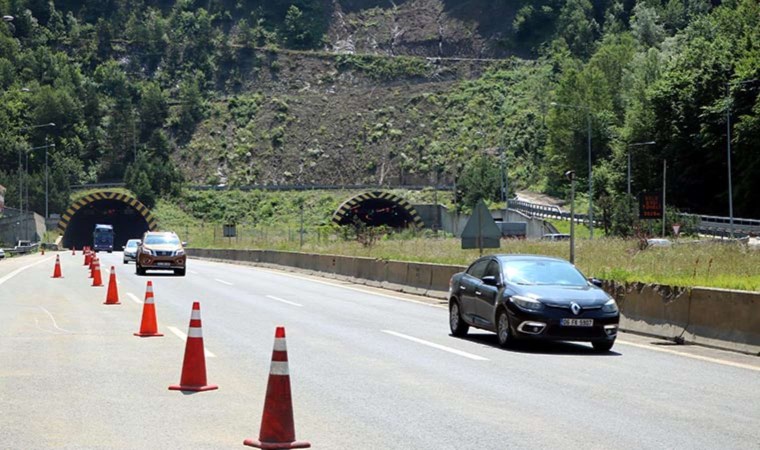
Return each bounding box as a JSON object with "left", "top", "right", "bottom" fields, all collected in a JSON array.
[
  {"left": 167, "top": 326, "right": 216, "bottom": 358},
  {"left": 381, "top": 330, "right": 489, "bottom": 361}
]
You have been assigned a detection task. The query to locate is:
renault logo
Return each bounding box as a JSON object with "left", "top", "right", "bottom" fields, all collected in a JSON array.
[{"left": 570, "top": 302, "right": 582, "bottom": 316}]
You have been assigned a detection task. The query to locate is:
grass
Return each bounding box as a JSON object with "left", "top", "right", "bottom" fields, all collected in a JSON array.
[{"left": 169, "top": 221, "right": 760, "bottom": 291}]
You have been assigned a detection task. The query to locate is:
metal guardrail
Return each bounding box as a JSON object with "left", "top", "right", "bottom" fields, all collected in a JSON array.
[
  {"left": 509, "top": 200, "right": 760, "bottom": 238},
  {"left": 69, "top": 182, "right": 126, "bottom": 190}
]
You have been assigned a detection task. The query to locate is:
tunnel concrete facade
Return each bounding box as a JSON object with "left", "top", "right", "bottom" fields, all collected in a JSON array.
[
  {"left": 57, "top": 191, "right": 158, "bottom": 250},
  {"left": 332, "top": 191, "right": 424, "bottom": 228}
]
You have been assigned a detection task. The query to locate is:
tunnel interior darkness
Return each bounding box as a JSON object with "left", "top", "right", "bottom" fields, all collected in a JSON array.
[
  {"left": 337, "top": 198, "right": 416, "bottom": 228},
  {"left": 62, "top": 199, "right": 150, "bottom": 250}
]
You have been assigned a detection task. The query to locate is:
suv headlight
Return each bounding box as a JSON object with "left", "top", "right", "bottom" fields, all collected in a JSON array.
[
  {"left": 511, "top": 295, "right": 545, "bottom": 311},
  {"left": 175, "top": 249, "right": 185, "bottom": 256},
  {"left": 142, "top": 248, "right": 154, "bottom": 256},
  {"left": 602, "top": 299, "right": 619, "bottom": 313}
]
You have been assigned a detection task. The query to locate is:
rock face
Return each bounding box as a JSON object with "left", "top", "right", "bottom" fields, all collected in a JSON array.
[{"left": 326, "top": 0, "right": 521, "bottom": 59}]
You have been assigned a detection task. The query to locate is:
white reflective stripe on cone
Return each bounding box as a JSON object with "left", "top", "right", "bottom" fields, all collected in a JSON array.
[
  {"left": 145, "top": 297, "right": 154, "bottom": 304},
  {"left": 270, "top": 361, "right": 289, "bottom": 376},
  {"left": 273, "top": 338, "right": 287, "bottom": 352},
  {"left": 191, "top": 310, "right": 201, "bottom": 320},
  {"left": 188, "top": 327, "right": 203, "bottom": 338}
]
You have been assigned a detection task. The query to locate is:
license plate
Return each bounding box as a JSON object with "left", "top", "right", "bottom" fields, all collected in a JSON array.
[
  {"left": 156, "top": 262, "right": 171, "bottom": 267},
  {"left": 560, "top": 318, "right": 594, "bottom": 327}
]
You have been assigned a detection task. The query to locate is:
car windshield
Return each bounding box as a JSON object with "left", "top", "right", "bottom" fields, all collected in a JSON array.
[
  {"left": 144, "top": 235, "right": 180, "bottom": 245},
  {"left": 502, "top": 259, "right": 588, "bottom": 286},
  {"left": 126, "top": 241, "right": 138, "bottom": 248}
]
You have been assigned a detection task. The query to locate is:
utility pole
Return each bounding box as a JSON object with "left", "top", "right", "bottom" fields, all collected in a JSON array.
[
  {"left": 565, "top": 170, "right": 576, "bottom": 264},
  {"left": 662, "top": 159, "right": 667, "bottom": 237}
]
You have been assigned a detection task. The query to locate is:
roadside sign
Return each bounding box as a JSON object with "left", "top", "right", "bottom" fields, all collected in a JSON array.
[
  {"left": 461, "top": 199, "right": 501, "bottom": 253},
  {"left": 672, "top": 223, "right": 681, "bottom": 236},
  {"left": 639, "top": 192, "right": 663, "bottom": 219}
]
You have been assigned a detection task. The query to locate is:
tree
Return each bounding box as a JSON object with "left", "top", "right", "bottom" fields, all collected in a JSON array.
[{"left": 457, "top": 154, "right": 501, "bottom": 210}]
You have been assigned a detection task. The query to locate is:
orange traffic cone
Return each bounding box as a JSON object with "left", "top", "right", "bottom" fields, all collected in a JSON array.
[
  {"left": 169, "top": 302, "right": 217, "bottom": 392},
  {"left": 91, "top": 258, "right": 103, "bottom": 287},
  {"left": 104, "top": 266, "right": 120, "bottom": 305},
  {"left": 51, "top": 255, "right": 63, "bottom": 278},
  {"left": 84, "top": 250, "right": 91, "bottom": 266},
  {"left": 89, "top": 255, "right": 96, "bottom": 278},
  {"left": 134, "top": 281, "right": 163, "bottom": 337},
  {"left": 244, "top": 327, "right": 310, "bottom": 449}
]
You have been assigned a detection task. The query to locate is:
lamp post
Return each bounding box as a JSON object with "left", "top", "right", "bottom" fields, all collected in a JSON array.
[
  {"left": 551, "top": 102, "right": 594, "bottom": 239},
  {"left": 725, "top": 79, "right": 758, "bottom": 238},
  {"left": 565, "top": 170, "right": 576, "bottom": 264},
  {"left": 20, "top": 122, "right": 56, "bottom": 216},
  {"left": 626, "top": 141, "right": 656, "bottom": 196}
]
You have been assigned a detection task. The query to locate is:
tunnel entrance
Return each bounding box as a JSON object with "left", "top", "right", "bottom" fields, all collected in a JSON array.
[
  {"left": 58, "top": 191, "right": 157, "bottom": 250},
  {"left": 332, "top": 191, "right": 424, "bottom": 228}
]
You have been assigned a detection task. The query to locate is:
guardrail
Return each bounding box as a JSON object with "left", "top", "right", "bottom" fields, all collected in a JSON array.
[{"left": 509, "top": 200, "right": 760, "bottom": 237}]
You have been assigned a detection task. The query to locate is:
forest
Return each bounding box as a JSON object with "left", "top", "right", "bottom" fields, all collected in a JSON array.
[{"left": 0, "top": 0, "right": 758, "bottom": 226}]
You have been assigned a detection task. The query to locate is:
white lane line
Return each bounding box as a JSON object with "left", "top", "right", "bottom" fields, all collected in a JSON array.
[
  {"left": 616, "top": 340, "right": 760, "bottom": 373},
  {"left": 214, "top": 278, "right": 233, "bottom": 286},
  {"left": 127, "top": 293, "right": 143, "bottom": 304},
  {"left": 381, "top": 330, "right": 489, "bottom": 361},
  {"left": 38, "top": 306, "right": 73, "bottom": 333},
  {"left": 167, "top": 326, "right": 216, "bottom": 358},
  {"left": 0, "top": 257, "right": 55, "bottom": 286},
  {"left": 251, "top": 266, "right": 444, "bottom": 309},
  {"left": 265, "top": 295, "right": 303, "bottom": 307}
]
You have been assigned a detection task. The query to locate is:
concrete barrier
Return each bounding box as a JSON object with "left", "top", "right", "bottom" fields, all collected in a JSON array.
[{"left": 187, "top": 248, "right": 760, "bottom": 355}]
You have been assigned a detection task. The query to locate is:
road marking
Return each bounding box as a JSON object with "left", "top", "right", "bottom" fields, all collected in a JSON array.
[
  {"left": 167, "top": 326, "right": 216, "bottom": 358},
  {"left": 214, "top": 278, "right": 233, "bottom": 286},
  {"left": 0, "top": 257, "right": 55, "bottom": 286},
  {"left": 616, "top": 340, "right": 760, "bottom": 373},
  {"left": 38, "top": 306, "right": 73, "bottom": 333},
  {"left": 265, "top": 295, "right": 303, "bottom": 307},
  {"left": 249, "top": 266, "right": 444, "bottom": 309},
  {"left": 381, "top": 330, "right": 489, "bottom": 361},
  {"left": 127, "top": 293, "right": 143, "bottom": 304}
]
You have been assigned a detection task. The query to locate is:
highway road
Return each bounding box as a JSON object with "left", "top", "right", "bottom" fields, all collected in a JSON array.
[{"left": 1, "top": 252, "right": 759, "bottom": 449}]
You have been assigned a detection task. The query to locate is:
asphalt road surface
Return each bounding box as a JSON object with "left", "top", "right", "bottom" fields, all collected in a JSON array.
[{"left": 1, "top": 252, "right": 759, "bottom": 449}]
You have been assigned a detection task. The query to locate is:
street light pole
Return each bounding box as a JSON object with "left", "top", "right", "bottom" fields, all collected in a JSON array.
[
  {"left": 565, "top": 170, "right": 576, "bottom": 264},
  {"left": 725, "top": 79, "right": 758, "bottom": 238},
  {"left": 551, "top": 102, "right": 594, "bottom": 239}
]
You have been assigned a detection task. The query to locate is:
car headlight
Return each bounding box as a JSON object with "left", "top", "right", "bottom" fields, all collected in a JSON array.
[
  {"left": 142, "top": 248, "right": 154, "bottom": 256},
  {"left": 175, "top": 249, "right": 185, "bottom": 256},
  {"left": 511, "top": 295, "right": 545, "bottom": 311},
  {"left": 602, "top": 299, "right": 619, "bottom": 313}
]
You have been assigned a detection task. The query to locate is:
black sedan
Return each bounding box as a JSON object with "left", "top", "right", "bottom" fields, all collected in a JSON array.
[{"left": 448, "top": 255, "right": 620, "bottom": 352}]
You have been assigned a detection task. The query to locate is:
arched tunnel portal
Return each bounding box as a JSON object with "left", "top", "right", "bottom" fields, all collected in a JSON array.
[
  {"left": 57, "top": 191, "right": 158, "bottom": 250},
  {"left": 332, "top": 191, "right": 424, "bottom": 228}
]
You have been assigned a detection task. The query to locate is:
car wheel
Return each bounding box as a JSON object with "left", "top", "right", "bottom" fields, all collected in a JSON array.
[
  {"left": 449, "top": 300, "right": 469, "bottom": 337},
  {"left": 496, "top": 309, "right": 512, "bottom": 348},
  {"left": 123, "top": 259, "right": 128, "bottom": 264},
  {"left": 174, "top": 269, "right": 186, "bottom": 276},
  {"left": 592, "top": 340, "right": 615, "bottom": 352}
]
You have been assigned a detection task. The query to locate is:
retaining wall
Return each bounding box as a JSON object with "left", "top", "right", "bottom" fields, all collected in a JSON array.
[{"left": 187, "top": 248, "right": 760, "bottom": 355}]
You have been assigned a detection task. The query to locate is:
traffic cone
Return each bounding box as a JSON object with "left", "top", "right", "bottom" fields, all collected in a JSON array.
[
  {"left": 134, "top": 281, "right": 163, "bottom": 337},
  {"left": 244, "top": 327, "right": 310, "bottom": 449},
  {"left": 89, "top": 256, "right": 96, "bottom": 278},
  {"left": 91, "top": 258, "right": 103, "bottom": 287},
  {"left": 104, "top": 266, "right": 120, "bottom": 305},
  {"left": 83, "top": 250, "right": 90, "bottom": 266},
  {"left": 51, "top": 255, "right": 63, "bottom": 278},
  {"left": 169, "top": 302, "right": 217, "bottom": 392}
]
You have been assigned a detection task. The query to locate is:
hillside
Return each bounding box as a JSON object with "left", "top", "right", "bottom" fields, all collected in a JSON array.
[{"left": 2, "top": 0, "right": 760, "bottom": 226}]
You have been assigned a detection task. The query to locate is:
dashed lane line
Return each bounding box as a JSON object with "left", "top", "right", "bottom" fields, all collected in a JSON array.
[
  {"left": 167, "top": 326, "right": 216, "bottom": 358},
  {"left": 381, "top": 330, "right": 489, "bottom": 361},
  {"left": 214, "top": 278, "right": 234, "bottom": 286},
  {"left": 265, "top": 295, "right": 303, "bottom": 307},
  {"left": 615, "top": 340, "right": 760, "bottom": 373},
  {"left": 127, "top": 293, "right": 143, "bottom": 304}
]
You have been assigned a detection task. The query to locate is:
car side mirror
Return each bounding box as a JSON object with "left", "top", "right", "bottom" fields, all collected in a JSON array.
[
  {"left": 588, "top": 278, "right": 603, "bottom": 288},
  {"left": 481, "top": 275, "right": 501, "bottom": 287},
  {"left": 181, "top": 242, "right": 187, "bottom": 247}
]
